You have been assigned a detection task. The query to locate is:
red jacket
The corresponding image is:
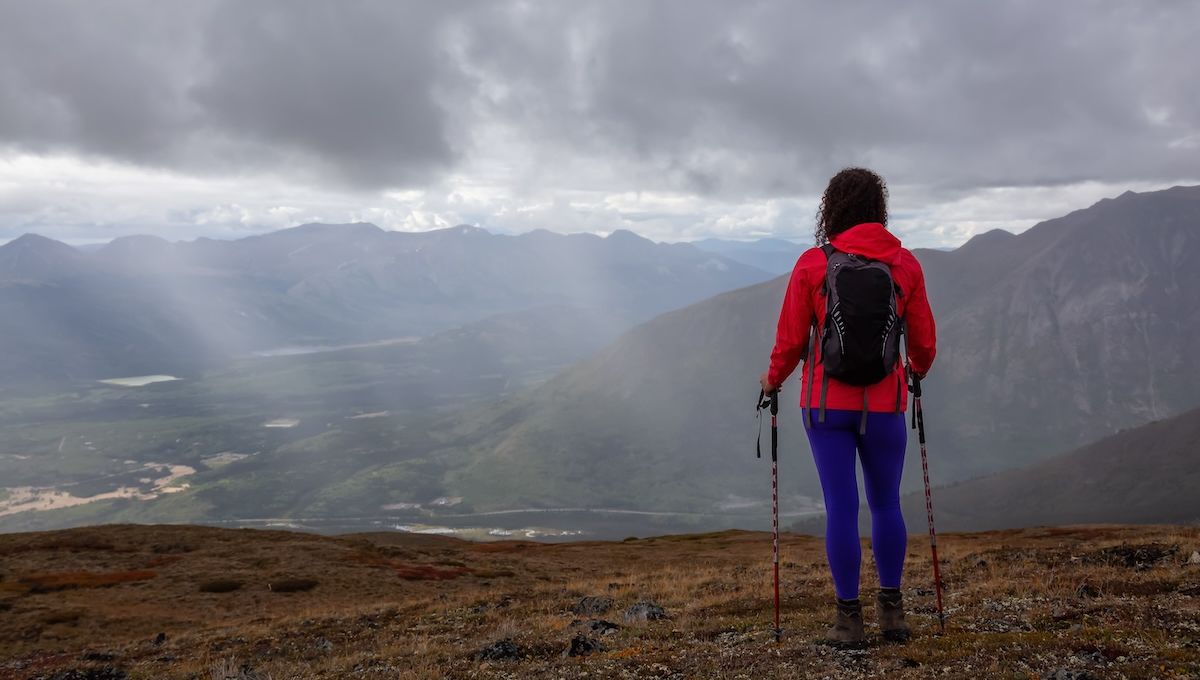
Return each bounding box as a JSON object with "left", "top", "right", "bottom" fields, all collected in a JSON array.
[{"left": 767, "top": 222, "right": 936, "bottom": 413}]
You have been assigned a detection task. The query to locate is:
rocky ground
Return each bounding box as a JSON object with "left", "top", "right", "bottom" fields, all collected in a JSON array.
[{"left": 1, "top": 524, "right": 1198, "bottom": 679}]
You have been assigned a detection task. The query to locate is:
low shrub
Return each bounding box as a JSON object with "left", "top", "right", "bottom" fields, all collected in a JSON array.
[
  {"left": 144, "top": 555, "right": 183, "bottom": 569},
  {"left": 41, "top": 609, "right": 82, "bottom": 625},
  {"left": 150, "top": 541, "right": 195, "bottom": 554},
  {"left": 270, "top": 578, "right": 318, "bottom": 593},
  {"left": 393, "top": 564, "right": 471, "bottom": 581}
]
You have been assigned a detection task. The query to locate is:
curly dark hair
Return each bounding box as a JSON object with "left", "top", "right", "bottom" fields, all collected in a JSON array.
[{"left": 815, "top": 168, "right": 889, "bottom": 245}]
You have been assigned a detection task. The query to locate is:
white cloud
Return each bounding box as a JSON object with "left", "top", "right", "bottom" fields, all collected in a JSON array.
[{"left": 0, "top": 152, "right": 1195, "bottom": 249}]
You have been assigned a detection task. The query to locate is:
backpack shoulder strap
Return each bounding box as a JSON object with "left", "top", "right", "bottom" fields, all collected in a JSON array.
[{"left": 819, "top": 243, "right": 838, "bottom": 296}]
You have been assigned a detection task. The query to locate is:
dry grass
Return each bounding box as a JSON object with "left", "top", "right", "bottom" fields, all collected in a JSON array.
[{"left": 0, "top": 523, "right": 1198, "bottom": 678}]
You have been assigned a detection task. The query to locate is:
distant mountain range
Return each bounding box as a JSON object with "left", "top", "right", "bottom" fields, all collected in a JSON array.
[
  {"left": 0, "top": 224, "right": 770, "bottom": 385},
  {"left": 692, "top": 237, "right": 805, "bottom": 274}
]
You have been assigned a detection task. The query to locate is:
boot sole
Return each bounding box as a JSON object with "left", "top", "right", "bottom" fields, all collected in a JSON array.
[{"left": 881, "top": 629, "right": 911, "bottom": 644}]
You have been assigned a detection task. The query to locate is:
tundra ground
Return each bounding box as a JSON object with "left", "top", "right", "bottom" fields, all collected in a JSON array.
[{"left": 1, "top": 524, "right": 1198, "bottom": 679}]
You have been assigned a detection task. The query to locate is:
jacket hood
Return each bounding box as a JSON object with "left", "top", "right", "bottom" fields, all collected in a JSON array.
[{"left": 830, "top": 222, "right": 902, "bottom": 264}]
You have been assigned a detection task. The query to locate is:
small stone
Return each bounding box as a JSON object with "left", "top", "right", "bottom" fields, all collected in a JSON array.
[
  {"left": 314, "top": 637, "right": 333, "bottom": 653},
  {"left": 40, "top": 668, "right": 130, "bottom": 680},
  {"left": 1044, "top": 670, "right": 1099, "bottom": 680},
  {"left": 584, "top": 619, "right": 621, "bottom": 635},
  {"left": 476, "top": 638, "right": 523, "bottom": 661},
  {"left": 571, "top": 596, "right": 614, "bottom": 616},
  {"left": 624, "top": 600, "right": 669, "bottom": 622},
  {"left": 1189, "top": 550, "right": 1200, "bottom": 565},
  {"left": 563, "top": 633, "right": 605, "bottom": 657}
]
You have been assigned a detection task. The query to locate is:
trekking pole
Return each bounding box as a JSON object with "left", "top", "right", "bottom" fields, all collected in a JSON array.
[
  {"left": 910, "top": 373, "right": 946, "bottom": 633},
  {"left": 756, "top": 389, "right": 783, "bottom": 642}
]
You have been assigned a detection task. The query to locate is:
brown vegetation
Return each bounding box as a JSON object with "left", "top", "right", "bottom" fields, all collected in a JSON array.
[
  {"left": 0, "top": 524, "right": 1197, "bottom": 679},
  {"left": 3, "top": 569, "right": 157, "bottom": 595},
  {"left": 197, "top": 579, "right": 242, "bottom": 594},
  {"left": 269, "top": 578, "right": 319, "bottom": 593}
]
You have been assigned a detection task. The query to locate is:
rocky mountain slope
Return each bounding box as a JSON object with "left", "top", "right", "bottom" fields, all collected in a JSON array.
[
  {"left": 427, "top": 186, "right": 1200, "bottom": 512},
  {"left": 907, "top": 405, "right": 1200, "bottom": 531}
]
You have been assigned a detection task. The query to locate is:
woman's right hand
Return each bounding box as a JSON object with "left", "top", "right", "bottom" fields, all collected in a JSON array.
[{"left": 760, "top": 372, "right": 780, "bottom": 395}]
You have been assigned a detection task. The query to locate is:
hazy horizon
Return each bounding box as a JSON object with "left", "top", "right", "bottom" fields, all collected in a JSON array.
[{"left": 7, "top": 182, "right": 1193, "bottom": 250}]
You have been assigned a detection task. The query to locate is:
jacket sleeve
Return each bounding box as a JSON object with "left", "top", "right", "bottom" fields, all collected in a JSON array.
[
  {"left": 904, "top": 256, "right": 937, "bottom": 377},
  {"left": 767, "top": 251, "right": 818, "bottom": 387}
]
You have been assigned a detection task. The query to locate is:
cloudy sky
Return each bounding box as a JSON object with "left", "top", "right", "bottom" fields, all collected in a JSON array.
[{"left": 1, "top": 1, "right": 1196, "bottom": 248}]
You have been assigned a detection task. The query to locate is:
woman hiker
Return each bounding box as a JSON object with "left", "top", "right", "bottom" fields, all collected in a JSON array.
[{"left": 759, "top": 167, "right": 937, "bottom": 645}]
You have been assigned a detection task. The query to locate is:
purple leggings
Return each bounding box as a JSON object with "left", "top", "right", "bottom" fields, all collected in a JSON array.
[{"left": 804, "top": 409, "right": 908, "bottom": 600}]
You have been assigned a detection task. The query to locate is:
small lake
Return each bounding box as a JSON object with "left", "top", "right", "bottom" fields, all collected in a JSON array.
[
  {"left": 263, "top": 419, "right": 300, "bottom": 428},
  {"left": 98, "top": 375, "right": 181, "bottom": 387},
  {"left": 251, "top": 336, "right": 420, "bottom": 358}
]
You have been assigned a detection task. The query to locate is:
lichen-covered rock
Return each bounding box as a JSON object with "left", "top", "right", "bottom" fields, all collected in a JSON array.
[
  {"left": 624, "top": 600, "right": 668, "bottom": 622},
  {"left": 571, "top": 596, "right": 614, "bottom": 616},
  {"left": 475, "top": 638, "right": 523, "bottom": 661},
  {"left": 563, "top": 634, "right": 605, "bottom": 657}
]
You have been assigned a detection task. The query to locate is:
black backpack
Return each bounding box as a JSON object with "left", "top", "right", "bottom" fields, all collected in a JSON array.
[{"left": 804, "top": 244, "right": 904, "bottom": 433}]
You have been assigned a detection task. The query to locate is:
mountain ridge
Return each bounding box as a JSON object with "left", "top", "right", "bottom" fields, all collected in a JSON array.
[{"left": 0, "top": 221, "right": 771, "bottom": 385}]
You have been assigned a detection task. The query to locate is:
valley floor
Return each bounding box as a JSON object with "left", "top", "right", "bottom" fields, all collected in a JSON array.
[{"left": 1, "top": 524, "right": 1198, "bottom": 679}]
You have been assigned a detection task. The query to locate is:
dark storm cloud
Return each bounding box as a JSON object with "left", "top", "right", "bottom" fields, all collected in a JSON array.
[
  {"left": 191, "top": 1, "right": 469, "bottom": 185},
  {"left": 0, "top": 0, "right": 471, "bottom": 187},
  {"left": 460, "top": 1, "right": 1200, "bottom": 196},
  {"left": 0, "top": 1, "right": 1195, "bottom": 194},
  {"left": 0, "top": 1, "right": 201, "bottom": 163}
]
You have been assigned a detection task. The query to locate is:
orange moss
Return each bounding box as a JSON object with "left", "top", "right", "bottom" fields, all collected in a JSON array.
[
  {"left": 19, "top": 570, "right": 157, "bottom": 593},
  {"left": 609, "top": 647, "right": 643, "bottom": 659}
]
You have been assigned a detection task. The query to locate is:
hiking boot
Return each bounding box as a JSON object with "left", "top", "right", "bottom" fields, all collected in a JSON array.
[
  {"left": 825, "top": 598, "right": 865, "bottom": 646},
  {"left": 877, "top": 588, "right": 911, "bottom": 643}
]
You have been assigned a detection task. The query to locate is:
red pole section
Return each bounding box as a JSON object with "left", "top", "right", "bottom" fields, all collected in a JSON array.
[
  {"left": 915, "top": 394, "right": 946, "bottom": 633},
  {"left": 772, "top": 410, "right": 781, "bottom": 642}
]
